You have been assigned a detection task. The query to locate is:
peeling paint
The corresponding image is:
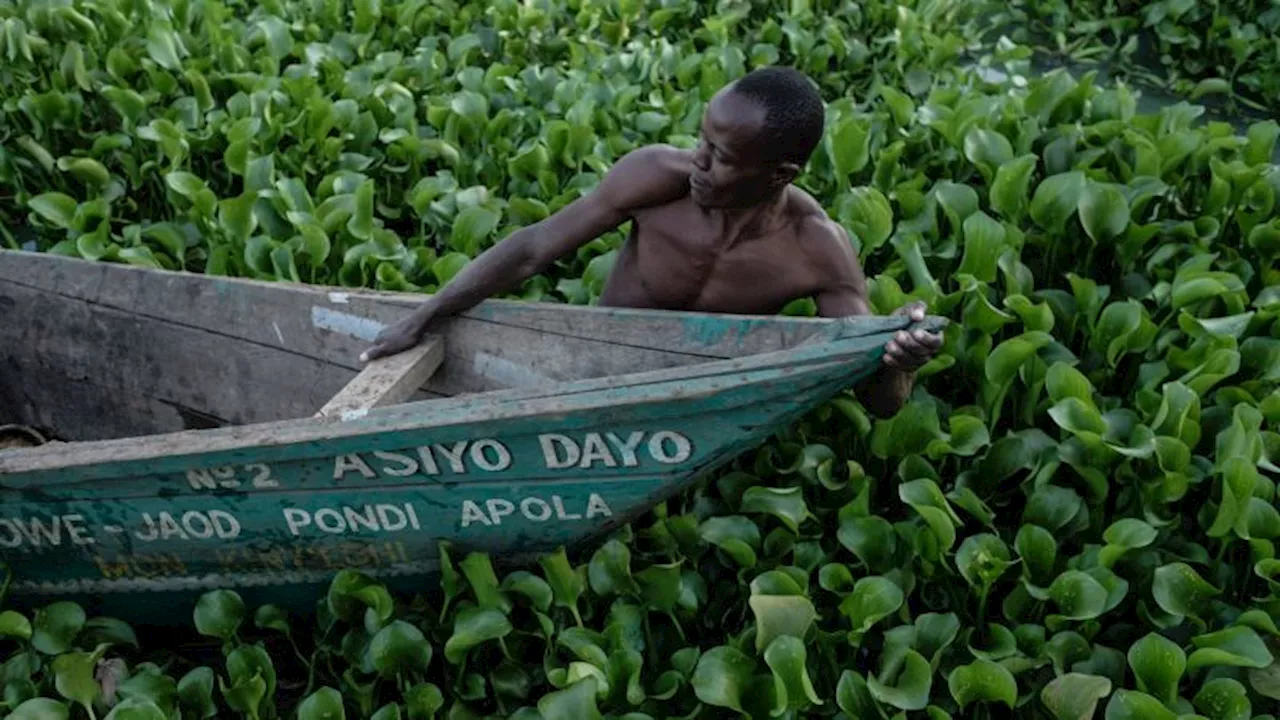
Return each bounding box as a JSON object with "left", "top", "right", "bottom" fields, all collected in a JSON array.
[{"left": 311, "top": 307, "right": 385, "bottom": 341}]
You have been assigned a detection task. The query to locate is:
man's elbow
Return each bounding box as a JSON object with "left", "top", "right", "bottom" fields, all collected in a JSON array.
[{"left": 495, "top": 225, "right": 547, "bottom": 278}]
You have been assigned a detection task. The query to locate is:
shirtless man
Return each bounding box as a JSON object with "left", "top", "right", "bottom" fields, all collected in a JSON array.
[{"left": 361, "top": 67, "right": 942, "bottom": 417}]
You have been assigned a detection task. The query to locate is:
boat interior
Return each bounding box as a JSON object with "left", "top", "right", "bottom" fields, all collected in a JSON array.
[{"left": 0, "top": 251, "right": 831, "bottom": 446}]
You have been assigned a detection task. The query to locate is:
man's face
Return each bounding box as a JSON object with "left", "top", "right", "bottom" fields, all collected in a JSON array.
[{"left": 688, "top": 87, "right": 793, "bottom": 209}]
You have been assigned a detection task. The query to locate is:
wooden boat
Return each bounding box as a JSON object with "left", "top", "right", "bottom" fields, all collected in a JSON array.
[{"left": 0, "top": 249, "right": 944, "bottom": 623}]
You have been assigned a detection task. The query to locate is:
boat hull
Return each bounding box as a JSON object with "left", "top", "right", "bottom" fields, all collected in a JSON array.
[{"left": 0, "top": 252, "right": 943, "bottom": 623}]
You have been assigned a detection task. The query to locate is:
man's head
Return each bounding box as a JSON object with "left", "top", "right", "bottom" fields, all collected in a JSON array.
[{"left": 688, "top": 66, "right": 825, "bottom": 209}]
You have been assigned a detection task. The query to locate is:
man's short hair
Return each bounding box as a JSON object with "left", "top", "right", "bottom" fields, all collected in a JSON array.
[{"left": 729, "top": 66, "right": 825, "bottom": 166}]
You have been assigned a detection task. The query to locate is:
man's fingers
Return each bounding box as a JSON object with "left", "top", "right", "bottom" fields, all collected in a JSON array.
[{"left": 360, "top": 342, "right": 388, "bottom": 363}]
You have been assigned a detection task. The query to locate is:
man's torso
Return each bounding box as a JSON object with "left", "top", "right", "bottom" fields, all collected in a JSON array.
[{"left": 597, "top": 178, "right": 838, "bottom": 315}]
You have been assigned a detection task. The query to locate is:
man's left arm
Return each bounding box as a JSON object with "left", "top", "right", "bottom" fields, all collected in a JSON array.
[{"left": 809, "top": 221, "right": 942, "bottom": 418}]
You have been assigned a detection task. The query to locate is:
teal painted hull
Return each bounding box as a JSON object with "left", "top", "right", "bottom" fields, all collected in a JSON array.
[{"left": 0, "top": 252, "right": 944, "bottom": 625}]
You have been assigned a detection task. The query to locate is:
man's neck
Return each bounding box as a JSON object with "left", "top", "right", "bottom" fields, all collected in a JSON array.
[{"left": 717, "top": 187, "right": 790, "bottom": 240}]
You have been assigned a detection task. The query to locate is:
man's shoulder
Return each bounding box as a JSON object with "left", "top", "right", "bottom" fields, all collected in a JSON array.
[
  {"left": 785, "top": 188, "right": 852, "bottom": 252},
  {"left": 781, "top": 188, "right": 862, "bottom": 285},
  {"left": 613, "top": 144, "right": 693, "bottom": 177},
  {"left": 599, "top": 144, "right": 692, "bottom": 209}
]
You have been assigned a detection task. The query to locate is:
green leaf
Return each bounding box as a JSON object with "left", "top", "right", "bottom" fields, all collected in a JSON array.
[
  {"left": 691, "top": 646, "right": 756, "bottom": 713},
  {"left": 1030, "top": 171, "right": 1086, "bottom": 232},
  {"left": 8, "top": 698, "right": 70, "bottom": 720},
  {"left": 837, "top": 514, "right": 897, "bottom": 571},
  {"left": 749, "top": 595, "right": 818, "bottom": 653},
  {"left": 763, "top": 635, "right": 822, "bottom": 712},
  {"left": 1048, "top": 570, "right": 1110, "bottom": 620},
  {"left": 451, "top": 207, "right": 500, "bottom": 254},
  {"left": 538, "top": 677, "right": 602, "bottom": 720},
  {"left": 1046, "top": 363, "right": 1094, "bottom": 405},
  {"left": 103, "top": 699, "right": 167, "bottom": 720},
  {"left": 990, "top": 154, "right": 1038, "bottom": 222},
  {"left": 1249, "top": 662, "right": 1280, "bottom": 700},
  {"left": 964, "top": 128, "right": 1014, "bottom": 175},
  {"left": 0, "top": 610, "right": 33, "bottom": 640},
  {"left": 1152, "top": 563, "right": 1220, "bottom": 622},
  {"left": 444, "top": 607, "right": 513, "bottom": 664},
  {"left": 1104, "top": 690, "right": 1177, "bottom": 720},
  {"left": 52, "top": 651, "right": 101, "bottom": 712},
  {"left": 178, "top": 667, "right": 217, "bottom": 719},
  {"left": 540, "top": 549, "right": 585, "bottom": 620},
  {"left": 1192, "top": 678, "right": 1251, "bottom": 720},
  {"left": 741, "top": 486, "right": 809, "bottom": 533},
  {"left": 955, "top": 533, "right": 1013, "bottom": 588},
  {"left": 867, "top": 649, "right": 932, "bottom": 711},
  {"left": 836, "top": 671, "right": 878, "bottom": 718},
  {"left": 828, "top": 115, "right": 871, "bottom": 178},
  {"left": 1040, "top": 673, "right": 1112, "bottom": 720},
  {"left": 368, "top": 620, "right": 432, "bottom": 679},
  {"left": 297, "top": 687, "right": 346, "bottom": 720},
  {"left": 948, "top": 659, "right": 1017, "bottom": 710},
  {"left": 587, "top": 540, "right": 639, "bottom": 596},
  {"left": 194, "top": 590, "right": 245, "bottom": 641},
  {"left": 1079, "top": 180, "right": 1131, "bottom": 243},
  {"left": 1187, "top": 626, "right": 1274, "bottom": 670},
  {"left": 28, "top": 193, "right": 78, "bottom": 229},
  {"left": 32, "top": 602, "right": 85, "bottom": 655},
  {"left": 1127, "top": 632, "right": 1185, "bottom": 705},
  {"left": 839, "top": 187, "right": 894, "bottom": 253},
  {"left": 839, "top": 576, "right": 904, "bottom": 637},
  {"left": 957, "top": 211, "right": 1007, "bottom": 283}
]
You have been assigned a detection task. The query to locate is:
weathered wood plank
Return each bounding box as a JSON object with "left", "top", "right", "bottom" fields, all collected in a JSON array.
[
  {"left": 0, "top": 280, "right": 353, "bottom": 438},
  {"left": 0, "top": 250, "right": 825, "bottom": 372},
  {"left": 317, "top": 337, "right": 445, "bottom": 420},
  {"left": 0, "top": 254, "right": 758, "bottom": 402}
]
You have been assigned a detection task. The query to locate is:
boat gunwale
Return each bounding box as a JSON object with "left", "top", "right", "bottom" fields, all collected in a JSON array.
[{"left": 0, "top": 312, "right": 944, "bottom": 479}]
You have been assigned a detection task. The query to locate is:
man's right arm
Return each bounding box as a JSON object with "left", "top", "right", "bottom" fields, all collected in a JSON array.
[{"left": 361, "top": 145, "right": 691, "bottom": 361}]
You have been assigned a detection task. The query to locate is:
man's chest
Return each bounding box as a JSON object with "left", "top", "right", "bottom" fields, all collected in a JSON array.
[{"left": 623, "top": 212, "right": 818, "bottom": 314}]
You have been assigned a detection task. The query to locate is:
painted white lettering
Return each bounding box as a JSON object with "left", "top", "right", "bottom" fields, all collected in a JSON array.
[
  {"left": 540, "top": 434, "right": 580, "bottom": 469},
  {"left": 648, "top": 431, "right": 692, "bottom": 464},
  {"left": 579, "top": 433, "right": 618, "bottom": 469},
  {"left": 0, "top": 519, "right": 20, "bottom": 548},
  {"left": 416, "top": 446, "right": 440, "bottom": 475},
  {"left": 460, "top": 501, "right": 491, "bottom": 528},
  {"left": 436, "top": 442, "right": 468, "bottom": 473},
  {"left": 315, "top": 508, "right": 346, "bottom": 533},
  {"left": 210, "top": 511, "right": 241, "bottom": 538},
  {"left": 606, "top": 432, "right": 645, "bottom": 467},
  {"left": 248, "top": 464, "right": 279, "bottom": 489},
  {"left": 65, "top": 515, "right": 96, "bottom": 545},
  {"left": 375, "top": 504, "right": 409, "bottom": 532},
  {"left": 552, "top": 496, "right": 582, "bottom": 520},
  {"left": 375, "top": 451, "right": 418, "bottom": 477},
  {"left": 18, "top": 516, "right": 63, "bottom": 546},
  {"left": 283, "top": 508, "right": 312, "bottom": 535},
  {"left": 182, "top": 511, "right": 214, "bottom": 539},
  {"left": 187, "top": 469, "right": 217, "bottom": 491},
  {"left": 345, "top": 505, "right": 379, "bottom": 532},
  {"left": 0, "top": 515, "right": 97, "bottom": 547},
  {"left": 521, "top": 497, "right": 552, "bottom": 522},
  {"left": 334, "top": 454, "right": 376, "bottom": 480},
  {"left": 470, "top": 439, "right": 511, "bottom": 472},
  {"left": 135, "top": 514, "right": 158, "bottom": 542},
  {"left": 406, "top": 503, "right": 421, "bottom": 530},
  {"left": 486, "top": 499, "right": 516, "bottom": 525},
  {"left": 158, "top": 513, "right": 186, "bottom": 540},
  {"left": 209, "top": 466, "right": 239, "bottom": 488},
  {"left": 586, "top": 493, "right": 612, "bottom": 519}
]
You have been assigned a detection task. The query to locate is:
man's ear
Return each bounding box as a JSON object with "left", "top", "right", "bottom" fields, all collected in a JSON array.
[{"left": 772, "top": 161, "right": 801, "bottom": 186}]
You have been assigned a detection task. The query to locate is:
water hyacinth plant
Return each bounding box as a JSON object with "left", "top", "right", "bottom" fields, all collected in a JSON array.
[{"left": 1, "top": 0, "right": 1279, "bottom": 717}]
